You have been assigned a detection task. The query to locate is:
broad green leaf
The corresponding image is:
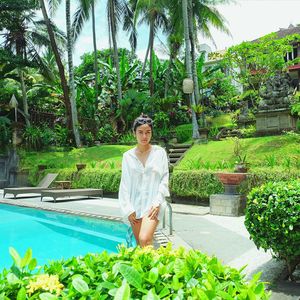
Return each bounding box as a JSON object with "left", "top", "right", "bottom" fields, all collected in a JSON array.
[
  {"left": 28, "top": 258, "right": 37, "bottom": 271},
  {"left": 6, "top": 273, "right": 20, "bottom": 285},
  {"left": 143, "top": 289, "right": 160, "bottom": 300},
  {"left": 195, "top": 289, "right": 209, "bottom": 300},
  {"left": 147, "top": 267, "right": 158, "bottom": 284},
  {"left": 174, "top": 258, "right": 185, "bottom": 278},
  {"left": 119, "top": 264, "right": 142, "bottom": 289},
  {"left": 254, "top": 282, "right": 265, "bottom": 295},
  {"left": 16, "top": 287, "right": 26, "bottom": 300},
  {"left": 217, "top": 290, "right": 234, "bottom": 300},
  {"left": 21, "top": 248, "right": 32, "bottom": 268},
  {"left": 247, "top": 288, "right": 257, "bottom": 300},
  {"left": 158, "top": 287, "right": 170, "bottom": 298},
  {"left": 72, "top": 277, "right": 89, "bottom": 294},
  {"left": 114, "top": 280, "right": 130, "bottom": 300},
  {"left": 39, "top": 293, "right": 58, "bottom": 300},
  {"left": 99, "top": 281, "right": 116, "bottom": 290},
  {"left": 9, "top": 247, "right": 21, "bottom": 268}
]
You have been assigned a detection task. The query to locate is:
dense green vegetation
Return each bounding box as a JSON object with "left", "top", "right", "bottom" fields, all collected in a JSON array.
[
  {"left": 176, "top": 134, "right": 300, "bottom": 171},
  {"left": 19, "top": 145, "right": 132, "bottom": 170},
  {"left": 1, "top": 245, "right": 270, "bottom": 299}
]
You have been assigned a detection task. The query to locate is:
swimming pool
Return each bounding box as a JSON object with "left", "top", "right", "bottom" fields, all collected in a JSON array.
[{"left": 0, "top": 204, "right": 134, "bottom": 270}]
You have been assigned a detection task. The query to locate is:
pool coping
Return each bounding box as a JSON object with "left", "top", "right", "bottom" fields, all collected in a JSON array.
[{"left": 0, "top": 199, "right": 170, "bottom": 247}]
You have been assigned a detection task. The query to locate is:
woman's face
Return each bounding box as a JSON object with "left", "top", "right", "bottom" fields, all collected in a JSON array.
[{"left": 135, "top": 124, "right": 152, "bottom": 146}]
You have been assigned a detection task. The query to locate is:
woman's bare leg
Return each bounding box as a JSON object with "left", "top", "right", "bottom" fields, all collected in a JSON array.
[
  {"left": 130, "top": 220, "right": 142, "bottom": 244},
  {"left": 138, "top": 216, "right": 159, "bottom": 247}
]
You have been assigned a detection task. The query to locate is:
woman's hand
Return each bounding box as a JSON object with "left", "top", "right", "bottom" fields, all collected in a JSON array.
[
  {"left": 148, "top": 205, "right": 160, "bottom": 220},
  {"left": 128, "top": 212, "right": 140, "bottom": 225}
]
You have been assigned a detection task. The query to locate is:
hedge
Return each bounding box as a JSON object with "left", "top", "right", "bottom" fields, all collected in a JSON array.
[
  {"left": 29, "top": 168, "right": 300, "bottom": 200},
  {"left": 245, "top": 180, "right": 300, "bottom": 279},
  {"left": 1, "top": 245, "right": 270, "bottom": 299}
]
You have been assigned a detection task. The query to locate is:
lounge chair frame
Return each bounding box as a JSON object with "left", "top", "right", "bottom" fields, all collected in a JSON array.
[
  {"left": 3, "top": 173, "right": 58, "bottom": 199},
  {"left": 40, "top": 188, "right": 103, "bottom": 203}
]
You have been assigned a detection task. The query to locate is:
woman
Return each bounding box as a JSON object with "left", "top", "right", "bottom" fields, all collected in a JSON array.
[{"left": 118, "top": 114, "right": 170, "bottom": 247}]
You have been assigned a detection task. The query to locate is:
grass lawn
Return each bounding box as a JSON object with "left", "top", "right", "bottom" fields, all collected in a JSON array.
[
  {"left": 176, "top": 134, "right": 300, "bottom": 171},
  {"left": 19, "top": 145, "right": 133, "bottom": 170}
]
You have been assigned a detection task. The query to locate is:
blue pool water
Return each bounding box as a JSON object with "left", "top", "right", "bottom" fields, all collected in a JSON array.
[{"left": 0, "top": 204, "right": 134, "bottom": 270}]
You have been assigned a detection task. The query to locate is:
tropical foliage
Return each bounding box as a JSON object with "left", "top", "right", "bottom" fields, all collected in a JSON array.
[{"left": 1, "top": 245, "right": 270, "bottom": 299}]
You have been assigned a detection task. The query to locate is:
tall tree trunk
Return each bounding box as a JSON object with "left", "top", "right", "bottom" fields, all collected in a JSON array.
[
  {"left": 188, "top": 6, "right": 206, "bottom": 127},
  {"left": 188, "top": 11, "right": 200, "bottom": 106},
  {"left": 18, "top": 68, "right": 30, "bottom": 126},
  {"left": 141, "top": 33, "right": 151, "bottom": 78},
  {"left": 39, "top": 0, "right": 72, "bottom": 131},
  {"left": 164, "top": 55, "right": 172, "bottom": 98},
  {"left": 91, "top": 0, "right": 99, "bottom": 109},
  {"left": 149, "top": 20, "right": 155, "bottom": 96},
  {"left": 109, "top": 0, "right": 122, "bottom": 102},
  {"left": 66, "top": 0, "right": 81, "bottom": 147},
  {"left": 182, "top": 0, "right": 199, "bottom": 139}
]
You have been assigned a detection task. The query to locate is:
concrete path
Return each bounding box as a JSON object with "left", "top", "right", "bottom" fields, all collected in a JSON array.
[{"left": 0, "top": 190, "right": 299, "bottom": 299}]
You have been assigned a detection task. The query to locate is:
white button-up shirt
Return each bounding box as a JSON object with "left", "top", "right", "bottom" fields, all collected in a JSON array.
[{"left": 118, "top": 145, "right": 170, "bottom": 221}]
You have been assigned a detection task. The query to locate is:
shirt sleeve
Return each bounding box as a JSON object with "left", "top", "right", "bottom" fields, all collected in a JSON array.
[
  {"left": 118, "top": 154, "right": 135, "bottom": 218},
  {"left": 152, "top": 149, "right": 170, "bottom": 207}
]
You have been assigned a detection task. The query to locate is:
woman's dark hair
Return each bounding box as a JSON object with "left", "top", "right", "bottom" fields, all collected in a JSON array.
[{"left": 132, "top": 113, "right": 153, "bottom": 132}]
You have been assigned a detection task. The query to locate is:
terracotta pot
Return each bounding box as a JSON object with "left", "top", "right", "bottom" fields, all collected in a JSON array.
[
  {"left": 76, "top": 163, "right": 86, "bottom": 171},
  {"left": 216, "top": 172, "right": 247, "bottom": 185}
]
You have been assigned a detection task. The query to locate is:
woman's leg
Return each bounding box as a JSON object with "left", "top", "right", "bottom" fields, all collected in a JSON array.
[
  {"left": 131, "top": 220, "right": 142, "bottom": 244},
  {"left": 138, "top": 216, "right": 159, "bottom": 247}
]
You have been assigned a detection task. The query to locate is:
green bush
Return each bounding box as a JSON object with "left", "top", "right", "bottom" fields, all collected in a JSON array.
[
  {"left": 170, "top": 170, "right": 223, "bottom": 200},
  {"left": 0, "top": 116, "right": 11, "bottom": 147},
  {"left": 170, "top": 169, "right": 300, "bottom": 201},
  {"left": 239, "top": 168, "right": 300, "bottom": 195},
  {"left": 97, "top": 124, "right": 119, "bottom": 143},
  {"left": 1, "top": 245, "right": 270, "bottom": 299},
  {"left": 245, "top": 180, "right": 300, "bottom": 279},
  {"left": 175, "top": 124, "right": 192, "bottom": 143},
  {"left": 72, "top": 169, "right": 121, "bottom": 192}
]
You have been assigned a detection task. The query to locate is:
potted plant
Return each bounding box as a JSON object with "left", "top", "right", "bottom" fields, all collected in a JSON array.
[
  {"left": 75, "top": 148, "right": 87, "bottom": 171},
  {"left": 232, "top": 137, "right": 249, "bottom": 173},
  {"left": 234, "top": 154, "right": 249, "bottom": 173}
]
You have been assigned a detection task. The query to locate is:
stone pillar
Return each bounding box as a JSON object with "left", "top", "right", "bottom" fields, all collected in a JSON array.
[{"left": 210, "top": 194, "right": 246, "bottom": 217}]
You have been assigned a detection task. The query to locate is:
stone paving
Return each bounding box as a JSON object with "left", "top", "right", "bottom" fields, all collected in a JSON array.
[{"left": 0, "top": 190, "right": 299, "bottom": 299}]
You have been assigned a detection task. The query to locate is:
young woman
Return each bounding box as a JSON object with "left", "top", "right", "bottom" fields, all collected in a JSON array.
[{"left": 118, "top": 114, "right": 170, "bottom": 247}]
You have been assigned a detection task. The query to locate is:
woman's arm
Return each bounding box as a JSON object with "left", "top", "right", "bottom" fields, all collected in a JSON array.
[
  {"left": 152, "top": 149, "right": 170, "bottom": 207},
  {"left": 118, "top": 154, "right": 135, "bottom": 218}
]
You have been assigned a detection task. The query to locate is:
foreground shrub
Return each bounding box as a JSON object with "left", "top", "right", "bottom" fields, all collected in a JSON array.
[
  {"left": 1, "top": 245, "right": 270, "bottom": 299},
  {"left": 245, "top": 180, "right": 300, "bottom": 279}
]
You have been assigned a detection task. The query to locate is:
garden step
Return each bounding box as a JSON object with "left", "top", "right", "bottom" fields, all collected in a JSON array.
[
  {"left": 169, "top": 153, "right": 182, "bottom": 158},
  {"left": 171, "top": 144, "right": 191, "bottom": 149},
  {"left": 169, "top": 158, "right": 179, "bottom": 164},
  {"left": 169, "top": 148, "right": 188, "bottom": 153}
]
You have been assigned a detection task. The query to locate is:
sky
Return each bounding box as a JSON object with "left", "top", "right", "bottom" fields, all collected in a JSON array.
[
  {"left": 59, "top": 0, "right": 300, "bottom": 66},
  {"left": 2, "top": 1, "right": 300, "bottom": 66}
]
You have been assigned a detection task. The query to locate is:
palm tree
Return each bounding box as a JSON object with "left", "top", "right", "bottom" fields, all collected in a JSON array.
[
  {"left": 41, "top": 0, "right": 81, "bottom": 146},
  {"left": 0, "top": 1, "right": 54, "bottom": 126},
  {"left": 72, "top": 0, "right": 99, "bottom": 108},
  {"left": 131, "top": 0, "right": 169, "bottom": 96},
  {"left": 72, "top": 0, "right": 135, "bottom": 105},
  {"left": 39, "top": 0, "right": 73, "bottom": 133},
  {"left": 66, "top": 0, "right": 81, "bottom": 147},
  {"left": 107, "top": 0, "right": 125, "bottom": 102},
  {"left": 182, "top": 0, "right": 199, "bottom": 139}
]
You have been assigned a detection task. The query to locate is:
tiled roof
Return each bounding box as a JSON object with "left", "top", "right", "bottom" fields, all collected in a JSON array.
[{"left": 252, "top": 24, "right": 300, "bottom": 42}]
